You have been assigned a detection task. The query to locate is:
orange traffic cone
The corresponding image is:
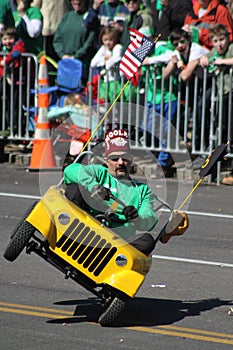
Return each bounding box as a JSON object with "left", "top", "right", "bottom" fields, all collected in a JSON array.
[
  {"left": 28, "top": 107, "right": 56, "bottom": 170},
  {"left": 28, "top": 56, "right": 56, "bottom": 171},
  {"left": 38, "top": 55, "right": 49, "bottom": 108}
]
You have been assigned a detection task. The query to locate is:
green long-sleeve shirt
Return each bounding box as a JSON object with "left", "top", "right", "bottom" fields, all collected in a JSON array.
[
  {"left": 64, "top": 163, "right": 158, "bottom": 240},
  {"left": 53, "top": 11, "right": 95, "bottom": 64}
]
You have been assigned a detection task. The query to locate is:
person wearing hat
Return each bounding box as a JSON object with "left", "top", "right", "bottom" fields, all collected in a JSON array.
[{"left": 64, "top": 129, "right": 189, "bottom": 254}]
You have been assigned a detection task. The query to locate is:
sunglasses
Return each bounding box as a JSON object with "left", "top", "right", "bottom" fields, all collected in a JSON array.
[
  {"left": 125, "top": 0, "right": 139, "bottom": 3},
  {"left": 172, "top": 39, "right": 187, "bottom": 47},
  {"left": 107, "top": 155, "right": 132, "bottom": 162}
]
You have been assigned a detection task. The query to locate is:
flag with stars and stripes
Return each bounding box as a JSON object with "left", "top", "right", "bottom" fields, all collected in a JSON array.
[{"left": 119, "top": 28, "right": 155, "bottom": 80}]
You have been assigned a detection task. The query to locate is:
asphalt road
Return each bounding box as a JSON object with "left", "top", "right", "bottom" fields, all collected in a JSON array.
[{"left": 0, "top": 163, "right": 233, "bottom": 350}]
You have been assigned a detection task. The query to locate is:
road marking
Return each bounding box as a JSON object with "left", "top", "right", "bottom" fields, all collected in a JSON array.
[
  {"left": 152, "top": 255, "right": 233, "bottom": 268},
  {"left": 1, "top": 302, "right": 233, "bottom": 345},
  {"left": 1, "top": 192, "right": 233, "bottom": 219},
  {"left": 161, "top": 208, "right": 233, "bottom": 219},
  {"left": 0, "top": 192, "right": 41, "bottom": 200},
  {"left": 0, "top": 301, "right": 73, "bottom": 315},
  {"left": 126, "top": 326, "right": 233, "bottom": 345}
]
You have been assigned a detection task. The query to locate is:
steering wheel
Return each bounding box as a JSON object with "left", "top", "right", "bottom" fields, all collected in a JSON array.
[
  {"left": 95, "top": 211, "right": 127, "bottom": 228},
  {"left": 95, "top": 214, "right": 113, "bottom": 227}
]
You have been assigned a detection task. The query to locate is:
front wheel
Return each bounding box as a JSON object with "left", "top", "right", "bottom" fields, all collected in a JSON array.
[
  {"left": 98, "top": 296, "right": 127, "bottom": 327},
  {"left": 4, "top": 221, "right": 36, "bottom": 262}
]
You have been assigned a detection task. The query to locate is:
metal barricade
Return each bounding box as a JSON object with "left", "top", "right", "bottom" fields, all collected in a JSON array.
[
  {"left": 88, "top": 65, "right": 232, "bottom": 180},
  {"left": 0, "top": 52, "right": 38, "bottom": 141},
  {"left": 1, "top": 57, "right": 232, "bottom": 181}
]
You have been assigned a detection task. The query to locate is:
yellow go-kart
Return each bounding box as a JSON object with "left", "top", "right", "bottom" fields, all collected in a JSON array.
[{"left": 3, "top": 154, "right": 186, "bottom": 326}]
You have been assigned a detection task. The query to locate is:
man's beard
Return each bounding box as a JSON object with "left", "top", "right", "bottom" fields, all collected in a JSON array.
[{"left": 116, "top": 166, "right": 128, "bottom": 179}]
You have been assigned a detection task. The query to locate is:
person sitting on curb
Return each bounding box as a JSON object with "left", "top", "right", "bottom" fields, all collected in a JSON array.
[{"left": 63, "top": 129, "right": 189, "bottom": 255}]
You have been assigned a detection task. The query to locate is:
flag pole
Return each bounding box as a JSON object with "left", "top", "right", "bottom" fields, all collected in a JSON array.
[
  {"left": 79, "top": 80, "right": 130, "bottom": 153},
  {"left": 80, "top": 33, "right": 162, "bottom": 153},
  {"left": 176, "top": 142, "right": 229, "bottom": 212},
  {"left": 176, "top": 178, "right": 203, "bottom": 212},
  {"left": 76, "top": 31, "right": 162, "bottom": 154},
  {"left": 154, "top": 34, "right": 161, "bottom": 43}
]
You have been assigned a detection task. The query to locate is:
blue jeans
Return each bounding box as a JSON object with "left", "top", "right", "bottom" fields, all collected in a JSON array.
[{"left": 142, "top": 101, "right": 177, "bottom": 167}]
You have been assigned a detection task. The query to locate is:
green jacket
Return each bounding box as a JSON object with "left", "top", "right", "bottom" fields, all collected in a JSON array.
[
  {"left": 53, "top": 10, "right": 95, "bottom": 64},
  {"left": 13, "top": 7, "right": 43, "bottom": 55},
  {"left": 0, "top": 0, "right": 14, "bottom": 27},
  {"left": 64, "top": 163, "right": 158, "bottom": 240}
]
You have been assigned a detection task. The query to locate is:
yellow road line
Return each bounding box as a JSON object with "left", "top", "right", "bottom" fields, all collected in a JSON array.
[
  {"left": 0, "top": 301, "right": 73, "bottom": 315},
  {"left": 158, "top": 325, "right": 233, "bottom": 339},
  {"left": 1, "top": 302, "right": 233, "bottom": 345},
  {"left": 125, "top": 326, "right": 233, "bottom": 345},
  {"left": 0, "top": 307, "right": 71, "bottom": 319}
]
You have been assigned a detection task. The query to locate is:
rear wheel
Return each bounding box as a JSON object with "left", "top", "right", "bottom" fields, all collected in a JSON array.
[
  {"left": 4, "top": 202, "right": 38, "bottom": 262},
  {"left": 98, "top": 296, "right": 127, "bottom": 327}
]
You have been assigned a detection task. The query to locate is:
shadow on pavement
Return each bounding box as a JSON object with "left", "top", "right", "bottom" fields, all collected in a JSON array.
[{"left": 47, "top": 297, "right": 233, "bottom": 327}]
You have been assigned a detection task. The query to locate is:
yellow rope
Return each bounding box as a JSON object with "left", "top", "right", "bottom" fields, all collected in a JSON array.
[
  {"left": 79, "top": 80, "right": 130, "bottom": 153},
  {"left": 37, "top": 51, "right": 58, "bottom": 69},
  {"left": 176, "top": 178, "right": 203, "bottom": 213},
  {"left": 79, "top": 33, "right": 161, "bottom": 154},
  {"left": 44, "top": 55, "right": 58, "bottom": 69}
]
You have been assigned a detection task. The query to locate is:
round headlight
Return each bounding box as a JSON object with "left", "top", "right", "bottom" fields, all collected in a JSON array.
[{"left": 115, "top": 254, "right": 127, "bottom": 267}]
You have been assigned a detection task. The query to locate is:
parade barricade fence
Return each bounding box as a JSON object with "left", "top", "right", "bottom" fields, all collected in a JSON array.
[
  {"left": 0, "top": 52, "right": 38, "bottom": 140},
  {"left": 88, "top": 65, "right": 233, "bottom": 181},
  {"left": 0, "top": 55, "right": 232, "bottom": 181}
]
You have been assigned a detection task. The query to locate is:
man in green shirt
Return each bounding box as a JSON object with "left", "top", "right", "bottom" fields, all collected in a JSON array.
[
  {"left": 64, "top": 129, "right": 189, "bottom": 254},
  {"left": 64, "top": 129, "right": 158, "bottom": 255}
]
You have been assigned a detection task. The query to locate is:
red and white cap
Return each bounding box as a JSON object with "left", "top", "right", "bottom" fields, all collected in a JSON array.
[{"left": 104, "top": 129, "right": 130, "bottom": 157}]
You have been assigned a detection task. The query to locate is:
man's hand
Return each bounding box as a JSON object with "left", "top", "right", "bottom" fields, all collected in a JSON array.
[
  {"left": 17, "top": 0, "right": 26, "bottom": 17},
  {"left": 91, "top": 185, "right": 112, "bottom": 201},
  {"left": 93, "top": 0, "right": 104, "bottom": 10},
  {"left": 123, "top": 206, "right": 138, "bottom": 221}
]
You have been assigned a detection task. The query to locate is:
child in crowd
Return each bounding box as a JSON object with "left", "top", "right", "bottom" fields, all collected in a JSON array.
[
  {"left": 90, "top": 26, "right": 134, "bottom": 103},
  {"left": 200, "top": 23, "right": 233, "bottom": 185},
  {"left": 0, "top": 27, "right": 26, "bottom": 81},
  {"left": 163, "top": 28, "right": 210, "bottom": 153},
  {"left": 163, "top": 28, "right": 209, "bottom": 82},
  {"left": 0, "top": 27, "right": 26, "bottom": 132}
]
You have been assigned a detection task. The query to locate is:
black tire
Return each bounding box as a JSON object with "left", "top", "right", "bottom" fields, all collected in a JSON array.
[
  {"left": 4, "top": 221, "right": 36, "bottom": 262},
  {"left": 10, "top": 201, "right": 38, "bottom": 239},
  {"left": 98, "top": 296, "right": 127, "bottom": 327}
]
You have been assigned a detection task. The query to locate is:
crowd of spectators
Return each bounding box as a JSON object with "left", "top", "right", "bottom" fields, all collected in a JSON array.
[{"left": 0, "top": 0, "right": 233, "bottom": 184}]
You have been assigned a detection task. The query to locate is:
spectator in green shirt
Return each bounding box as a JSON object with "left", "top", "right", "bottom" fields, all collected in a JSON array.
[
  {"left": 0, "top": 0, "right": 15, "bottom": 32},
  {"left": 12, "top": 0, "right": 43, "bottom": 55}
]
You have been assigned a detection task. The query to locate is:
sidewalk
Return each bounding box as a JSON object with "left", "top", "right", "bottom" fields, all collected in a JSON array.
[{"left": 1, "top": 140, "right": 232, "bottom": 186}]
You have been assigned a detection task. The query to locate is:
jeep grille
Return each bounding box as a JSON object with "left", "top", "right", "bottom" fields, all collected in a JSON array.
[{"left": 56, "top": 219, "right": 117, "bottom": 276}]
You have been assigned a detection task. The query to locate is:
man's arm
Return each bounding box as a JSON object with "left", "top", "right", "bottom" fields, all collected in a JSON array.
[
  {"left": 64, "top": 163, "right": 101, "bottom": 193},
  {"left": 180, "top": 59, "right": 200, "bottom": 82},
  {"left": 136, "top": 186, "right": 158, "bottom": 232},
  {"left": 83, "top": 1, "right": 103, "bottom": 31}
]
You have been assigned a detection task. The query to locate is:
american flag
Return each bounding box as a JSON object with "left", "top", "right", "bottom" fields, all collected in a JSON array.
[{"left": 119, "top": 28, "right": 155, "bottom": 80}]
